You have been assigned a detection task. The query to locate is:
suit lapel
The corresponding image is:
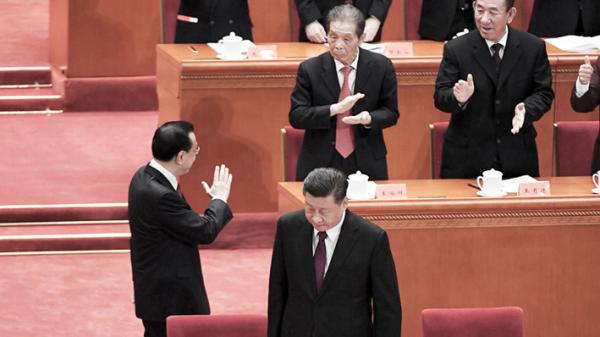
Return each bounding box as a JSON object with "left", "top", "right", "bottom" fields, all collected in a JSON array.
[
  {"left": 470, "top": 33, "right": 498, "bottom": 86},
  {"left": 297, "top": 220, "right": 319, "bottom": 297},
  {"left": 353, "top": 48, "right": 372, "bottom": 99},
  {"left": 497, "top": 28, "right": 522, "bottom": 90},
  {"left": 318, "top": 211, "right": 359, "bottom": 296},
  {"left": 321, "top": 53, "right": 341, "bottom": 101}
]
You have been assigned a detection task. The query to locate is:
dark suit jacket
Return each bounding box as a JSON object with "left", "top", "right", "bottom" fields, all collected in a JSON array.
[
  {"left": 175, "top": 0, "right": 253, "bottom": 43},
  {"left": 434, "top": 27, "right": 554, "bottom": 178},
  {"left": 418, "top": 0, "right": 474, "bottom": 41},
  {"left": 295, "top": 0, "right": 391, "bottom": 42},
  {"left": 528, "top": 0, "right": 600, "bottom": 38},
  {"left": 268, "top": 209, "right": 401, "bottom": 337},
  {"left": 289, "top": 48, "right": 399, "bottom": 181},
  {"left": 128, "top": 164, "right": 233, "bottom": 321},
  {"left": 571, "top": 57, "right": 600, "bottom": 174}
]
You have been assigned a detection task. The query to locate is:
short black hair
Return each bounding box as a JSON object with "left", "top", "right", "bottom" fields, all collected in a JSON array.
[
  {"left": 505, "top": 0, "right": 515, "bottom": 9},
  {"left": 151, "top": 121, "right": 194, "bottom": 161},
  {"left": 327, "top": 4, "right": 366, "bottom": 38},
  {"left": 302, "top": 168, "right": 348, "bottom": 204}
]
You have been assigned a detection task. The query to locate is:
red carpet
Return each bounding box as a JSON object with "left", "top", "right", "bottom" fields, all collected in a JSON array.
[
  {"left": 0, "top": 111, "right": 157, "bottom": 205},
  {"left": 0, "top": 249, "right": 271, "bottom": 337},
  {"left": 1, "top": 0, "right": 48, "bottom": 67}
]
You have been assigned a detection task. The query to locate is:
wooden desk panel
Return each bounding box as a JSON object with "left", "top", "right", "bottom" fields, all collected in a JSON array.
[
  {"left": 157, "top": 42, "right": 600, "bottom": 211},
  {"left": 278, "top": 177, "right": 600, "bottom": 337}
]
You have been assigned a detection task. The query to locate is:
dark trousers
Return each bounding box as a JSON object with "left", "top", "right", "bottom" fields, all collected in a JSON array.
[
  {"left": 143, "top": 320, "right": 166, "bottom": 337},
  {"left": 329, "top": 151, "right": 358, "bottom": 176}
]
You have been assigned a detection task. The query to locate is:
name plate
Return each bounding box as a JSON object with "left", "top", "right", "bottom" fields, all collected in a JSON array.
[
  {"left": 384, "top": 42, "right": 414, "bottom": 58},
  {"left": 376, "top": 184, "right": 407, "bottom": 200},
  {"left": 247, "top": 45, "right": 278, "bottom": 59},
  {"left": 518, "top": 181, "right": 551, "bottom": 197}
]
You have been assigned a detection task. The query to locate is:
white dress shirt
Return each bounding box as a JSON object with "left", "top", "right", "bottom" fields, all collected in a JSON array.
[
  {"left": 149, "top": 159, "right": 178, "bottom": 190},
  {"left": 333, "top": 52, "right": 360, "bottom": 93},
  {"left": 312, "top": 210, "right": 346, "bottom": 275},
  {"left": 483, "top": 27, "right": 509, "bottom": 59}
]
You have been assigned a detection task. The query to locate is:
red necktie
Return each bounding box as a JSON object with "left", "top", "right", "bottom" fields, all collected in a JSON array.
[
  {"left": 336, "top": 66, "right": 355, "bottom": 158},
  {"left": 314, "top": 231, "right": 327, "bottom": 291}
]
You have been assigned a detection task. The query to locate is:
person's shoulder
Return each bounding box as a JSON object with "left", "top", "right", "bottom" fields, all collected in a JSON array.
[
  {"left": 347, "top": 211, "right": 385, "bottom": 236},
  {"left": 301, "top": 51, "right": 331, "bottom": 68},
  {"left": 277, "top": 209, "right": 306, "bottom": 227},
  {"left": 445, "top": 29, "right": 479, "bottom": 49},
  {"left": 509, "top": 27, "right": 545, "bottom": 47}
]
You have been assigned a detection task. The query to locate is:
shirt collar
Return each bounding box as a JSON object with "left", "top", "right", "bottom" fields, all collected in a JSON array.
[
  {"left": 149, "top": 159, "right": 178, "bottom": 191},
  {"left": 313, "top": 209, "right": 346, "bottom": 242},
  {"left": 484, "top": 26, "right": 509, "bottom": 50},
  {"left": 334, "top": 49, "right": 360, "bottom": 73}
]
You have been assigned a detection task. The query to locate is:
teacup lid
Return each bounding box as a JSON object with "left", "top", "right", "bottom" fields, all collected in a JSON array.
[
  {"left": 348, "top": 171, "right": 369, "bottom": 181},
  {"left": 482, "top": 168, "right": 503, "bottom": 177},
  {"left": 222, "top": 32, "right": 242, "bottom": 42}
]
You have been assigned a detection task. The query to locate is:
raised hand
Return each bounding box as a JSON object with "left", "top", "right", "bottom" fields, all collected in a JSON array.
[
  {"left": 578, "top": 55, "right": 594, "bottom": 86},
  {"left": 453, "top": 73, "right": 475, "bottom": 104},
  {"left": 330, "top": 93, "right": 365, "bottom": 116},
  {"left": 342, "top": 111, "right": 371, "bottom": 125},
  {"left": 511, "top": 102, "right": 526, "bottom": 134},
  {"left": 201, "top": 164, "right": 233, "bottom": 202}
]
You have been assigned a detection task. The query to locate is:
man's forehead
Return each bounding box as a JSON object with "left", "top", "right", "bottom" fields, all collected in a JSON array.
[{"left": 329, "top": 21, "right": 358, "bottom": 36}]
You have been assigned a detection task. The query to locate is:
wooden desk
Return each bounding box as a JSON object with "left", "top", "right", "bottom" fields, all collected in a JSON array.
[
  {"left": 278, "top": 176, "right": 600, "bottom": 337},
  {"left": 156, "top": 42, "right": 599, "bottom": 212}
]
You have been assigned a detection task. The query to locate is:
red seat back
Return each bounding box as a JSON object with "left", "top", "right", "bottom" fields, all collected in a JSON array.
[
  {"left": 161, "top": 0, "right": 180, "bottom": 43},
  {"left": 429, "top": 121, "right": 449, "bottom": 178},
  {"left": 281, "top": 126, "right": 305, "bottom": 181},
  {"left": 555, "top": 121, "right": 600, "bottom": 176},
  {"left": 422, "top": 306, "right": 523, "bottom": 337},
  {"left": 167, "top": 314, "right": 267, "bottom": 337}
]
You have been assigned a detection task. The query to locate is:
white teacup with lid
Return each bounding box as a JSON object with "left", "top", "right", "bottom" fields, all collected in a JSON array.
[
  {"left": 347, "top": 171, "right": 370, "bottom": 198},
  {"left": 218, "top": 32, "right": 243, "bottom": 58},
  {"left": 476, "top": 168, "right": 503, "bottom": 196},
  {"left": 593, "top": 170, "right": 600, "bottom": 193}
]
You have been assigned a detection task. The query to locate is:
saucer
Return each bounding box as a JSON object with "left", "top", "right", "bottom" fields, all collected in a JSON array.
[
  {"left": 216, "top": 53, "right": 246, "bottom": 60},
  {"left": 476, "top": 190, "right": 507, "bottom": 197},
  {"left": 348, "top": 181, "right": 377, "bottom": 200},
  {"left": 593, "top": 188, "right": 600, "bottom": 194}
]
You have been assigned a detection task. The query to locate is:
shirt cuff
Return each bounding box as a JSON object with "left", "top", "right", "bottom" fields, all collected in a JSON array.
[{"left": 575, "top": 78, "right": 590, "bottom": 97}]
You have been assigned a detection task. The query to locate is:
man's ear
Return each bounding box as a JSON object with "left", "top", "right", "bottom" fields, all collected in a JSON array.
[
  {"left": 175, "top": 151, "right": 185, "bottom": 165},
  {"left": 507, "top": 6, "right": 517, "bottom": 24}
]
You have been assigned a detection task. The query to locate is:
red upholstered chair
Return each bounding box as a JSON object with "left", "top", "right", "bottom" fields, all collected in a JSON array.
[
  {"left": 167, "top": 314, "right": 267, "bottom": 337},
  {"left": 520, "top": 0, "right": 534, "bottom": 31},
  {"left": 281, "top": 126, "right": 305, "bottom": 181},
  {"left": 422, "top": 306, "right": 524, "bottom": 337},
  {"left": 429, "top": 122, "right": 449, "bottom": 178},
  {"left": 554, "top": 121, "right": 600, "bottom": 176},
  {"left": 160, "top": 0, "right": 180, "bottom": 43},
  {"left": 405, "top": 0, "right": 424, "bottom": 40}
]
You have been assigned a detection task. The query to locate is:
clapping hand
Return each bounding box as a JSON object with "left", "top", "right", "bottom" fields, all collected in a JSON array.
[
  {"left": 331, "top": 93, "right": 365, "bottom": 116},
  {"left": 342, "top": 111, "right": 371, "bottom": 125},
  {"left": 578, "top": 55, "right": 594, "bottom": 86},
  {"left": 453, "top": 73, "right": 474, "bottom": 104},
  {"left": 201, "top": 164, "right": 233, "bottom": 202},
  {"left": 511, "top": 102, "right": 526, "bottom": 134}
]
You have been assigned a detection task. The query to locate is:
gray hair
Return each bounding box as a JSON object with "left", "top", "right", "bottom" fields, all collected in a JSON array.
[{"left": 327, "top": 4, "right": 366, "bottom": 38}]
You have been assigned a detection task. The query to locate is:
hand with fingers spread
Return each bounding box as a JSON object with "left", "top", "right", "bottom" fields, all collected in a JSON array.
[
  {"left": 511, "top": 102, "right": 526, "bottom": 134},
  {"left": 578, "top": 55, "right": 594, "bottom": 86},
  {"left": 342, "top": 110, "right": 371, "bottom": 125},
  {"left": 330, "top": 93, "right": 365, "bottom": 116},
  {"left": 201, "top": 164, "right": 233, "bottom": 202},
  {"left": 453, "top": 73, "right": 475, "bottom": 104},
  {"left": 305, "top": 21, "right": 327, "bottom": 43}
]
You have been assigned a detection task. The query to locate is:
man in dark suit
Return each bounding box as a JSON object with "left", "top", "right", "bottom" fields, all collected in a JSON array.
[
  {"left": 295, "top": 0, "right": 391, "bottom": 43},
  {"left": 268, "top": 167, "right": 401, "bottom": 337},
  {"left": 528, "top": 0, "right": 600, "bottom": 38},
  {"left": 290, "top": 4, "right": 399, "bottom": 181},
  {"left": 175, "top": 0, "right": 253, "bottom": 43},
  {"left": 129, "top": 121, "right": 233, "bottom": 337},
  {"left": 434, "top": 0, "right": 554, "bottom": 179},
  {"left": 419, "top": 0, "right": 475, "bottom": 41},
  {"left": 571, "top": 56, "right": 600, "bottom": 174}
]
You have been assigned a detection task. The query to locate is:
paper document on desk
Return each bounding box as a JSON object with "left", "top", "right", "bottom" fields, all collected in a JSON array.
[
  {"left": 501, "top": 175, "right": 537, "bottom": 193},
  {"left": 207, "top": 40, "right": 256, "bottom": 55},
  {"left": 545, "top": 35, "right": 600, "bottom": 52},
  {"left": 360, "top": 42, "right": 385, "bottom": 54}
]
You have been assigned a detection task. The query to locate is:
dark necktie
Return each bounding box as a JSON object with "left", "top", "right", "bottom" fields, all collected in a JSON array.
[
  {"left": 491, "top": 43, "right": 502, "bottom": 75},
  {"left": 335, "top": 66, "right": 355, "bottom": 158},
  {"left": 314, "top": 231, "right": 327, "bottom": 291}
]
